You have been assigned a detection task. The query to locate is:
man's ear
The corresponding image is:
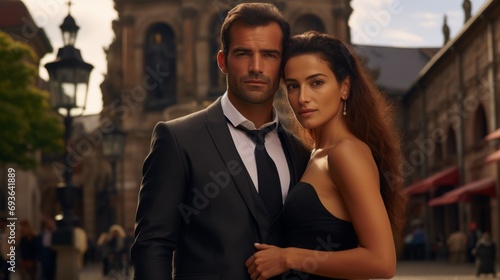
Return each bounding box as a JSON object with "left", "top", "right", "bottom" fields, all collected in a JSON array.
[
  {"left": 341, "top": 76, "right": 351, "bottom": 100},
  {"left": 217, "top": 51, "right": 228, "bottom": 74}
]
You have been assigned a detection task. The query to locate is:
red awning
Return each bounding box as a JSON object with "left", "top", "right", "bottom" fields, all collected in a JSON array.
[
  {"left": 485, "top": 149, "right": 500, "bottom": 163},
  {"left": 404, "top": 166, "right": 459, "bottom": 195},
  {"left": 485, "top": 128, "right": 500, "bottom": 141},
  {"left": 428, "top": 178, "right": 496, "bottom": 207}
]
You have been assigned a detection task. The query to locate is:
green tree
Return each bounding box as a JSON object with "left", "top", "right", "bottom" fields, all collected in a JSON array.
[{"left": 0, "top": 31, "right": 63, "bottom": 169}]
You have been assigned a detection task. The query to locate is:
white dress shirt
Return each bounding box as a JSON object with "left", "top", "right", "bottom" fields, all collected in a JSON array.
[{"left": 221, "top": 93, "right": 291, "bottom": 203}]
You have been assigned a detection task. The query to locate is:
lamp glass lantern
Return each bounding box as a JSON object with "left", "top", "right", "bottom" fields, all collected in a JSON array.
[
  {"left": 60, "top": 14, "right": 80, "bottom": 47},
  {"left": 102, "top": 129, "right": 127, "bottom": 162},
  {"left": 45, "top": 13, "right": 92, "bottom": 117},
  {"left": 46, "top": 63, "right": 91, "bottom": 116}
]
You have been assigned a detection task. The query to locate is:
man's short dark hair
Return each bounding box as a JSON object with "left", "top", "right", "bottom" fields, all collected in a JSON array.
[{"left": 220, "top": 3, "right": 290, "bottom": 56}]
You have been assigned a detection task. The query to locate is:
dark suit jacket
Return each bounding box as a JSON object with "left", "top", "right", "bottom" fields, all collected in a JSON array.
[{"left": 131, "top": 98, "right": 309, "bottom": 280}]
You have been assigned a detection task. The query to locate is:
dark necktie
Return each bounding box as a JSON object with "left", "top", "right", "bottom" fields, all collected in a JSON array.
[{"left": 236, "top": 123, "right": 282, "bottom": 220}]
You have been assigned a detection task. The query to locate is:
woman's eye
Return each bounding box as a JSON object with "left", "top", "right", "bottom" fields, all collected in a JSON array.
[
  {"left": 312, "top": 80, "right": 324, "bottom": 86},
  {"left": 286, "top": 84, "right": 298, "bottom": 91}
]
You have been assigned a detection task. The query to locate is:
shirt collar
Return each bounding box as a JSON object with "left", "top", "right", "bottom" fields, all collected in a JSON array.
[{"left": 221, "top": 92, "right": 279, "bottom": 130}]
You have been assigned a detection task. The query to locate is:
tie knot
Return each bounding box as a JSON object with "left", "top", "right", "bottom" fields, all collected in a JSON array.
[{"left": 237, "top": 124, "right": 276, "bottom": 145}]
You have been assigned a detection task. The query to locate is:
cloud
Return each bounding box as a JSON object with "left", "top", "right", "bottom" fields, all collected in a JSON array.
[
  {"left": 382, "top": 29, "right": 425, "bottom": 45},
  {"left": 413, "top": 12, "right": 441, "bottom": 28},
  {"left": 350, "top": 0, "right": 397, "bottom": 31},
  {"left": 350, "top": 0, "right": 409, "bottom": 41}
]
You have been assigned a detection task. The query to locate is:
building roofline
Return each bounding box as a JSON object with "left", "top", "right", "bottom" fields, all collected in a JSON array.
[{"left": 405, "top": 0, "right": 494, "bottom": 99}]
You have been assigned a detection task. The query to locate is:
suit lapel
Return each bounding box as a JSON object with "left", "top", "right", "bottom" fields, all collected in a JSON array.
[{"left": 205, "top": 99, "right": 272, "bottom": 241}]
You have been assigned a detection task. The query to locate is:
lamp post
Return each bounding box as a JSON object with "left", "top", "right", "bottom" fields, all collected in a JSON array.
[
  {"left": 102, "top": 128, "right": 126, "bottom": 227},
  {"left": 44, "top": 2, "right": 93, "bottom": 279},
  {"left": 45, "top": 2, "right": 93, "bottom": 228}
]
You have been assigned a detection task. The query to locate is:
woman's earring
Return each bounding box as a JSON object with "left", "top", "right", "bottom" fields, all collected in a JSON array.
[{"left": 343, "top": 99, "right": 347, "bottom": 116}]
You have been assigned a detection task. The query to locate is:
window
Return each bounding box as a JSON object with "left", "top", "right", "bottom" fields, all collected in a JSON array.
[
  {"left": 143, "top": 23, "right": 176, "bottom": 110},
  {"left": 473, "top": 104, "right": 488, "bottom": 145}
]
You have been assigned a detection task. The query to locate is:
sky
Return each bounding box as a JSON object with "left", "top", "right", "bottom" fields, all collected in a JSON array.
[{"left": 22, "top": 0, "right": 488, "bottom": 115}]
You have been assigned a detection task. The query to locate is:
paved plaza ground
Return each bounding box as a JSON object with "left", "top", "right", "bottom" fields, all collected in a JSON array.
[
  {"left": 9, "top": 260, "right": 500, "bottom": 279},
  {"left": 79, "top": 260, "right": 500, "bottom": 280},
  {"left": 391, "top": 260, "right": 498, "bottom": 279}
]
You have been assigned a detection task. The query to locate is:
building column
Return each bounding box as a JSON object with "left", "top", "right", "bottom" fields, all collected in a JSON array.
[
  {"left": 332, "top": 0, "right": 353, "bottom": 44},
  {"left": 486, "top": 18, "right": 500, "bottom": 253}
]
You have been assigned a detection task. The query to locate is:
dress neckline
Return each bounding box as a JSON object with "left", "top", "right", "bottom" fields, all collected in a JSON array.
[{"left": 292, "top": 182, "right": 352, "bottom": 224}]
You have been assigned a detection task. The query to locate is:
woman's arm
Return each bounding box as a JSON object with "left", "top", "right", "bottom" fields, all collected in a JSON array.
[{"left": 246, "top": 139, "right": 396, "bottom": 279}]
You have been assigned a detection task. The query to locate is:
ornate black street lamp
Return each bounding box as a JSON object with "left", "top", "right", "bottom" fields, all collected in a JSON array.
[
  {"left": 45, "top": 2, "right": 93, "bottom": 229},
  {"left": 43, "top": 3, "right": 93, "bottom": 279},
  {"left": 102, "top": 128, "right": 126, "bottom": 227}
]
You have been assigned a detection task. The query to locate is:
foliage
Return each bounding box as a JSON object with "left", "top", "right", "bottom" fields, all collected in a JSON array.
[{"left": 0, "top": 31, "right": 64, "bottom": 169}]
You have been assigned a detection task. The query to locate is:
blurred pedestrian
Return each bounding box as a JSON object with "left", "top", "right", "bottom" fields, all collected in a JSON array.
[
  {"left": 411, "top": 223, "right": 426, "bottom": 260},
  {"left": 403, "top": 231, "right": 413, "bottom": 260},
  {"left": 19, "top": 220, "right": 37, "bottom": 280},
  {"left": 35, "top": 217, "right": 57, "bottom": 280},
  {"left": 74, "top": 227, "right": 88, "bottom": 270},
  {"left": 473, "top": 232, "right": 496, "bottom": 277},
  {"left": 107, "top": 225, "right": 126, "bottom": 274},
  {"left": 97, "top": 231, "right": 110, "bottom": 277},
  {"left": 0, "top": 216, "right": 11, "bottom": 280},
  {"left": 467, "top": 222, "right": 481, "bottom": 263},
  {"left": 447, "top": 231, "right": 467, "bottom": 263},
  {"left": 431, "top": 235, "right": 446, "bottom": 260}
]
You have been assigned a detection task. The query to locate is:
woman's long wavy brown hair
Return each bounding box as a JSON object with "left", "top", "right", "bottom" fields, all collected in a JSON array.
[{"left": 281, "top": 31, "right": 408, "bottom": 241}]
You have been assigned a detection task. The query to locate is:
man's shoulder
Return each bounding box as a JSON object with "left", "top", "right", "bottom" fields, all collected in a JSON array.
[
  {"left": 154, "top": 102, "right": 222, "bottom": 135},
  {"left": 163, "top": 109, "right": 207, "bottom": 127},
  {"left": 162, "top": 99, "right": 222, "bottom": 128}
]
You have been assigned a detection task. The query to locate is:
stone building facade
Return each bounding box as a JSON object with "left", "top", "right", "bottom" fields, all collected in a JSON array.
[{"left": 402, "top": 0, "right": 500, "bottom": 254}]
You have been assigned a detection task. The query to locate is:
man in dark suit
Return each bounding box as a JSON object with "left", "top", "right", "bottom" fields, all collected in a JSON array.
[{"left": 131, "top": 3, "right": 309, "bottom": 280}]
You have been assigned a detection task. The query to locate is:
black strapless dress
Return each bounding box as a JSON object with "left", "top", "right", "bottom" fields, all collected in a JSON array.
[{"left": 282, "top": 182, "right": 359, "bottom": 280}]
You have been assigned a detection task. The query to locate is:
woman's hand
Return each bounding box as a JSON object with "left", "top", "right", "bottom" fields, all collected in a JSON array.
[{"left": 245, "top": 243, "right": 289, "bottom": 280}]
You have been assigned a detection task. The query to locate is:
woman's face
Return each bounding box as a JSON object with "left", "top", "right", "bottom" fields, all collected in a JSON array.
[{"left": 284, "top": 54, "right": 349, "bottom": 129}]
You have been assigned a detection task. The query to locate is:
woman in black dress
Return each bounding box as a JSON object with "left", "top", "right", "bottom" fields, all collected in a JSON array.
[{"left": 246, "top": 31, "right": 408, "bottom": 280}]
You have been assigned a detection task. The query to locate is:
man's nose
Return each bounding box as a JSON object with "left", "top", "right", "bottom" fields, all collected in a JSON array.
[{"left": 248, "top": 55, "right": 263, "bottom": 73}]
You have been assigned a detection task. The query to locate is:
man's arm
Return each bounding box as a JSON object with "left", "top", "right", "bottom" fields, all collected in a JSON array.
[{"left": 131, "top": 122, "right": 187, "bottom": 280}]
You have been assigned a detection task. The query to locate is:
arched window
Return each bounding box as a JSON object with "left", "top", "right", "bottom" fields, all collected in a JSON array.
[
  {"left": 209, "top": 11, "right": 228, "bottom": 97},
  {"left": 293, "top": 14, "right": 325, "bottom": 35},
  {"left": 144, "top": 23, "right": 176, "bottom": 110},
  {"left": 445, "top": 127, "right": 457, "bottom": 158},
  {"left": 473, "top": 104, "right": 488, "bottom": 144}
]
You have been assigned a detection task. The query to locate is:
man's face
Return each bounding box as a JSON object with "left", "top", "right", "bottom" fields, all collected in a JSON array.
[{"left": 217, "top": 22, "right": 283, "bottom": 110}]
